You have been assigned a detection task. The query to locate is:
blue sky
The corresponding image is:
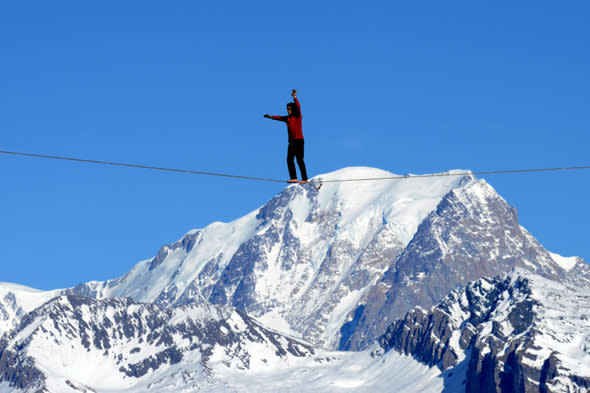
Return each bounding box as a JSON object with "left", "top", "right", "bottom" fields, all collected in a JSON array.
[{"left": 1, "top": 2, "right": 589, "bottom": 290}]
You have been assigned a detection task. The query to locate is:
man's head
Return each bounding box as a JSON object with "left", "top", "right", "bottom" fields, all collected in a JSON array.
[{"left": 286, "top": 102, "right": 299, "bottom": 117}]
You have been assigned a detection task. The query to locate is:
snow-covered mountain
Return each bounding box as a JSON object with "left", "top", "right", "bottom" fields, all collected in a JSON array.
[
  {"left": 0, "top": 294, "right": 463, "bottom": 393},
  {"left": 2, "top": 270, "right": 587, "bottom": 392},
  {"left": 1, "top": 166, "right": 589, "bottom": 392},
  {"left": 0, "top": 295, "right": 316, "bottom": 392},
  {"left": 379, "top": 268, "right": 590, "bottom": 393},
  {"left": 340, "top": 176, "right": 590, "bottom": 350},
  {"left": 65, "top": 167, "right": 589, "bottom": 351}
]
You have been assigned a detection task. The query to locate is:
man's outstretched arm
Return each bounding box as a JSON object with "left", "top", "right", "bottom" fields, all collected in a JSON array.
[{"left": 264, "top": 114, "right": 287, "bottom": 121}]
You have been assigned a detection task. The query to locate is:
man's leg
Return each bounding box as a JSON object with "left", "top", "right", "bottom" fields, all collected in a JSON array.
[
  {"left": 295, "top": 140, "right": 308, "bottom": 181},
  {"left": 287, "top": 142, "right": 298, "bottom": 181}
]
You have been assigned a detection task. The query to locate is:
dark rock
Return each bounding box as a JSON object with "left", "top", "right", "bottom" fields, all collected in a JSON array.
[{"left": 342, "top": 181, "right": 570, "bottom": 351}]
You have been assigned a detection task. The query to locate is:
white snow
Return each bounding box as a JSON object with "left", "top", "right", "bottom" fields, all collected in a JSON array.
[
  {"left": 0, "top": 282, "right": 61, "bottom": 311},
  {"left": 313, "top": 167, "right": 469, "bottom": 246},
  {"left": 0, "top": 282, "right": 62, "bottom": 334},
  {"left": 523, "top": 271, "right": 590, "bottom": 377},
  {"left": 547, "top": 251, "right": 578, "bottom": 272},
  {"left": 208, "top": 348, "right": 452, "bottom": 393}
]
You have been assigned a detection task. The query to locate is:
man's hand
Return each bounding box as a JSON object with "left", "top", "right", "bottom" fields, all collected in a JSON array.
[
  {"left": 291, "top": 89, "right": 297, "bottom": 98},
  {"left": 264, "top": 114, "right": 271, "bottom": 118}
]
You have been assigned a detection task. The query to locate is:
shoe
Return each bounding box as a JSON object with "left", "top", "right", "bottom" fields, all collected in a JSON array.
[
  {"left": 299, "top": 180, "right": 308, "bottom": 184},
  {"left": 287, "top": 179, "right": 299, "bottom": 183}
]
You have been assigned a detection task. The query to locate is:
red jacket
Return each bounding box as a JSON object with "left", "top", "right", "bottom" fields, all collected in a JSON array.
[{"left": 270, "top": 97, "right": 303, "bottom": 141}]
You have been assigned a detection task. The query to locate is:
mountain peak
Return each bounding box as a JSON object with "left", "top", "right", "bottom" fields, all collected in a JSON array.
[
  {"left": 62, "top": 167, "right": 479, "bottom": 347},
  {"left": 308, "top": 167, "right": 474, "bottom": 245},
  {"left": 3, "top": 166, "right": 590, "bottom": 392},
  {"left": 61, "top": 166, "right": 587, "bottom": 351}
]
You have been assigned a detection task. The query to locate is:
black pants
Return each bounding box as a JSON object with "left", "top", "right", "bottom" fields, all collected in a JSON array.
[{"left": 287, "top": 139, "right": 308, "bottom": 181}]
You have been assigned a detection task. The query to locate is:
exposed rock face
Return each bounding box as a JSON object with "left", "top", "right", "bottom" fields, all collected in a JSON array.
[
  {"left": 340, "top": 179, "right": 587, "bottom": 350},
  {"left": 379, "top": 270, "right": 590, "bottom": 393},
  {"left": 0, "top": 295, "right": 314, "bottom": 393},
  {"left": 0, "top": 293, "right": 20, "bottom": 332}
]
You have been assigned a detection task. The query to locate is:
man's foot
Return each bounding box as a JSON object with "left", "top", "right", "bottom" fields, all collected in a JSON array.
[
  {"left": 299, "top": 180, "right": 308, "bottom": 184},
  {"left": 287, "top": 179, "right": 299, "bottom": 183}
]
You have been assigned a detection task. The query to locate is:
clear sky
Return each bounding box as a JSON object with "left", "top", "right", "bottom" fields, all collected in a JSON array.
[{"left": 1, "top": 2, "right": 589, "bottom": 290}]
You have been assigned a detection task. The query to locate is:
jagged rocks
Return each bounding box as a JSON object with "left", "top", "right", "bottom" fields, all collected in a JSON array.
[
  {"left": 341, "top": 179, "right": 583, "bottom": 351},
  {"left": 0, "top": 295, "right": 315, "bottom": 392},
  {"left": 379, "top": 270, "right": 590, "bottom": 393}
]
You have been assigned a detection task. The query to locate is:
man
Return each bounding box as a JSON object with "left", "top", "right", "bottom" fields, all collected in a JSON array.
[{"left": 264, "top": 89, "right": 308, "bottom": 184}]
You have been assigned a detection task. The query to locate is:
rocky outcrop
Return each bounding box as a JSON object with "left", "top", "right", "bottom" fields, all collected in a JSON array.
[
  {"left": 341, "top": 179, "right": 584, "bottom": 350},
  {"left": 379, "top": 270, "right": 590, "bottom": 393}
]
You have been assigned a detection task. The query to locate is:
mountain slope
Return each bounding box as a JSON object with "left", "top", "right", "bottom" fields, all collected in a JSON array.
[
  {"left": 0, "top": 283, "right": 61, "bottom": 337},
  {"left": 4, "top": 271, "right": 588, "bottom": 393},
  {"left": 0, "top": 294, "right": 467, "bottom": 393},
  {"left": 340, "top": 178, "right": 590, "bottom": 350},
  {"left": 379, "top": 269, "right": 590, "bottom": 392},
  {"left": 64, "top": 167, "right": 589, "bottom": 351},
  {"left": 67, "top": 167, "right": 473, "bottom": 348},
  {"left": 0, "top": 295, "right": 315, "bottom": 393}
]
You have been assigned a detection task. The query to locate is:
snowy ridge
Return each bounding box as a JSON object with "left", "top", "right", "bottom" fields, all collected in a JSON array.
[
  {"left": 0, "top": 283, "right": 62, "bottom": 337},
  {"left": 547, "top": 251, "right": 579, "bottom": 272}
]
